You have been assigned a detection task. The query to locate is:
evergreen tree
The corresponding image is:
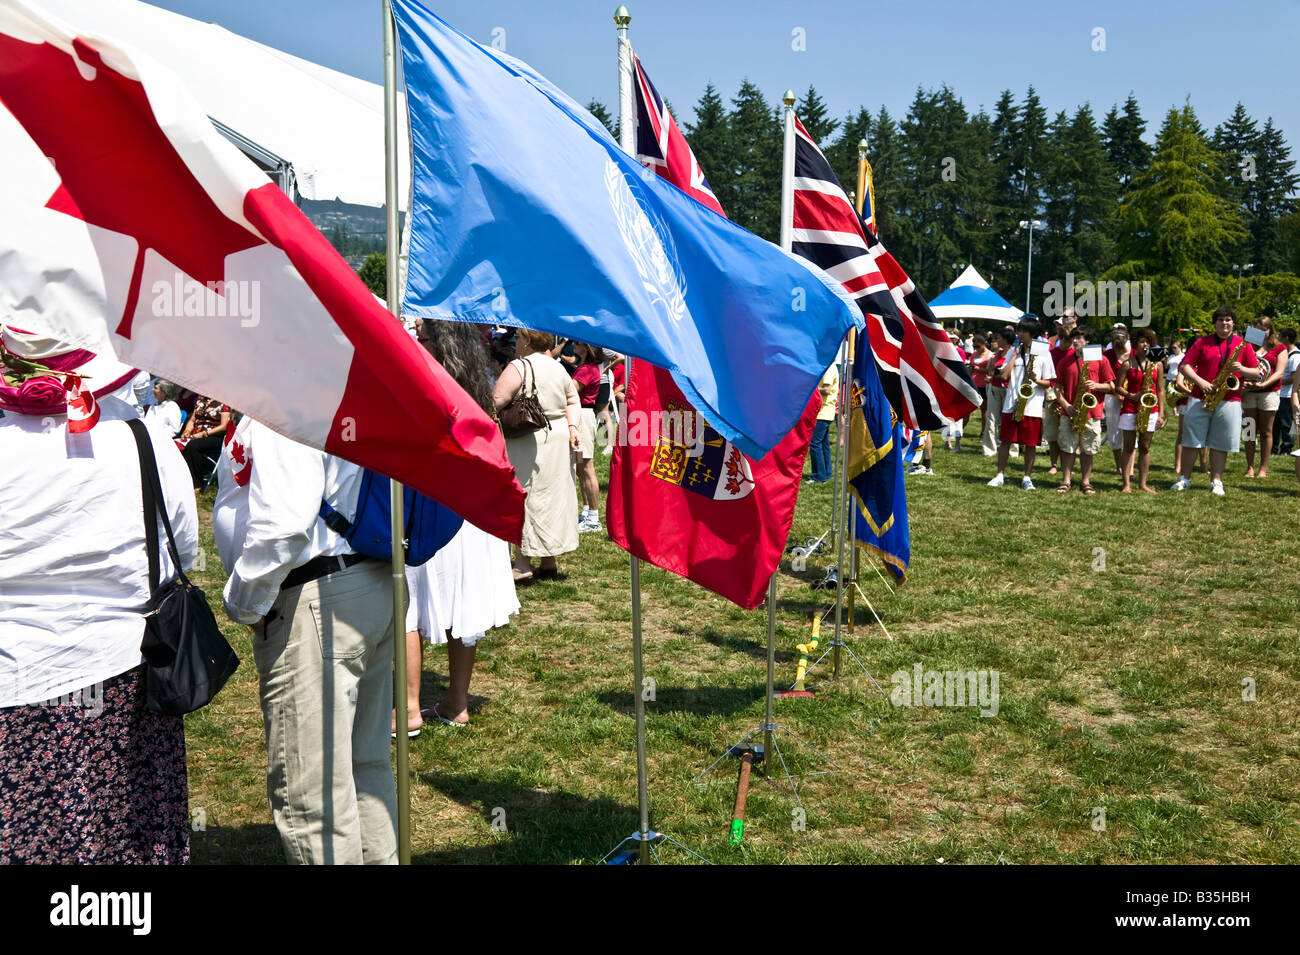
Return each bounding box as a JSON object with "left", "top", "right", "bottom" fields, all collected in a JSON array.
[
  {"left": 796, "top": 85, "right": 838, "bottom": 146},
  {"left": 987, "top": 90, "right": 1022, "bottom": 295},
  {"left": 1109, "top": 104, "right": 1246, "bottom": 331},
  {"left": 1103, "top": 94, "right": 1151, "bottom": 192},
  {"left": 1065, "top": 104, "right": 1118, "bottom": 278},
  {"left": 683, "top": 83, "right": 734, "bottom": 211},
  {"left": 358, "top": 252, "right": 386, "bottom": 298},
  {"left": 1212, "top": 102, "right": 1259, "bottom": 262},
  {"left": 870, "top": 107, "right": 900, "bottom": 240},
  {"left": 586, "top": 99, "right": 617, "bottom": 139},
  {"left": 726, "top": 80, "right": 781, "bottom": 240},
  {"left": 1245, "top": 118, "right": 1300, "bottom": 273}
]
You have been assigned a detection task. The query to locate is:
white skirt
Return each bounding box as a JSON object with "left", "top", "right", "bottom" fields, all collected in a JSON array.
[{"left": 404, "top": 521, "right": 519, "bottom": 646}]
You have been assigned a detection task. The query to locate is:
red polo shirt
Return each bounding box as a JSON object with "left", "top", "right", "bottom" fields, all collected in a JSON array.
[
  {"left": 1057, "top": 353, "right": 1115, "bottom": 419},
  {"left": 1183, "top": 333, "right": 1259, "bottom": 402},
  {"left": 1120, "top": 361, "right": 1161, "bottom": 415}
]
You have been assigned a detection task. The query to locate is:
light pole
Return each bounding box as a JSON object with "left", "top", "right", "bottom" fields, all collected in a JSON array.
[
  {"left": 1233, "top": 262, "right": 1254, "bottom": 299},
  {"left": 1018, "top": 219, "right": 1043, "bottom": 314}
]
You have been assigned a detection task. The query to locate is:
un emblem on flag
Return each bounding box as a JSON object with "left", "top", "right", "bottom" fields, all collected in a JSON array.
[{"left": 605, "top": 159, "right": 687, "bottom": 327}]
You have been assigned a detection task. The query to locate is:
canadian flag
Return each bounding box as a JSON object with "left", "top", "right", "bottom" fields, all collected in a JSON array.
[{"left": 0, "top": 0, "right": 524, "bottom": 541}]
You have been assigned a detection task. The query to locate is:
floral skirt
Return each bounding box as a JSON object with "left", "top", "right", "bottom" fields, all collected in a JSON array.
[{"left": 0, "top": 665, "right": 189, "bottom": 864}]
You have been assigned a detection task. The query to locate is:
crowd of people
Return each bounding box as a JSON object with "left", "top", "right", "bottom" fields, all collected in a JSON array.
[
  {"left": 908, "top": 306, "right": 1297, "bottom": 496},
  {"left": 0, "top": 318, "right": 630, "bottom": 866}
]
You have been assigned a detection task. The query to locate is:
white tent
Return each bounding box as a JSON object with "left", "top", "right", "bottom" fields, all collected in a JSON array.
[
  {"left": 37, "top": 0, "right": 409, "bottom": 208},
  {"left": 928, "top": 265, "right": 1022, "bottom": 324}
]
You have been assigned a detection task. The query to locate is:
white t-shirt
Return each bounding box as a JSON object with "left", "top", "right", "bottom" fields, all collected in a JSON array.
[
  {"left": 1281, "top": 348, "right": 1300, "bottom": 399},
  {"left": 0, "top": 399, "right": 197, "bottom": 706},
  {"left": 1000, "top": 347, "right": 1057, "bottom": 418},
  {"left": 220, "top": 420, "right": 366, "bottom": 624},
  {"left": 144, "top": 399, "right": 184, "bottom": 438}
]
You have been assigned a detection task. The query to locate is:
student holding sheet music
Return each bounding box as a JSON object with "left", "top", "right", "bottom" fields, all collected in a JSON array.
[
  {"left": 1052, "top": 325, "right": 1115, "bottom": 495},
  {"left": 988, "top": 317, "right": 1056, "bottom": 490},
  {"left": 1115, "top": 328, "right": 1166, "bottom": 494}
]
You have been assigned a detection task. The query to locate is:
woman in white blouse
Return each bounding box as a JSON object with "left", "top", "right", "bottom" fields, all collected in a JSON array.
[{"left": 144, "top": 378, "right": 184, "bottom": 437}]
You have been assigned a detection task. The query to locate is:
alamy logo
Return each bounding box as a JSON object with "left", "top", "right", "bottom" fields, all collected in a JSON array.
[
  {"left": 49, "top": 885, "right": 151, "bottom": 935},
  {"left": 1040, "top": 274, "right": 1150, "bottom": 327},
  {"left": 151, "top": 275, "right": 261, "bottom": 327},
  {"left": 890, "top": 664, "right": 1000, "bottom": 717}
]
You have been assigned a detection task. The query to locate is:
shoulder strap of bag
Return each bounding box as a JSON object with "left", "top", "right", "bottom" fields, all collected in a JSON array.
[
  {"left": 520, "top": 356, "right": 538, "bottom": 397},
  {"left": 127, "top": 418, "right": 189, "bottom": 594}
]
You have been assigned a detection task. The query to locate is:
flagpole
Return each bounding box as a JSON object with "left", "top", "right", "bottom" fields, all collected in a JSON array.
[
  {"left": 846, "top": 139, "right": 870, "bottom": 644},
  {"left": 382, "top": 0, "right": 411, "bottom": 866},
  {"left": 615, "top": 3, "right": 652, "bottom": 866}
]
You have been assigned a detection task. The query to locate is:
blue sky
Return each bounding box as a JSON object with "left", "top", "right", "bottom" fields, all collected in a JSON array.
[{"left": 152, "top": 0, "right": 1297, "bottom": 147}]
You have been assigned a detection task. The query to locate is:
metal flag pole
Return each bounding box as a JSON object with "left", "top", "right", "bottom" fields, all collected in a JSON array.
[
  {"left": 694, "top": 92, "right": 838, "bottom": 803},
  {"left": 797, "top": 138, "right": 889, "bottom": 696},
  {"left": 600, "top": 5, "right": 706, "bottom": 866},
  {"left": 382, "top": 0, "right": 410, "bottom": 866}
]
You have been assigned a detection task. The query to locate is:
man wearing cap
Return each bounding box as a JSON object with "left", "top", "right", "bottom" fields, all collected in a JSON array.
[
  {"left": 221, "top": 422, "right": 398, "bottom": 865},
  {"left": 1170, "top": 305, "right": 1262, "bottom": 496}
]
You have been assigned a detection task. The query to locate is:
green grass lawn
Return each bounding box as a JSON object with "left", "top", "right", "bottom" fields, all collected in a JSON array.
[{"left": 185, "top": 419, "right": 1300, "bottom": 863}]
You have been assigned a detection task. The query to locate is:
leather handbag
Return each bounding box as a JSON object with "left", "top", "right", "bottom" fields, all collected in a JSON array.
[
  {"left": 499, "top": 356, "right": 550, "bottom": 438},
  {"left": 127, "top": 418, "right": 239, "bottom": 715}
]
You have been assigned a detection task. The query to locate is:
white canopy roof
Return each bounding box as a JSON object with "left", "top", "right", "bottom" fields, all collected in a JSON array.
[{"left": 36, "top": 0, "right": 408, "bottom": 208}]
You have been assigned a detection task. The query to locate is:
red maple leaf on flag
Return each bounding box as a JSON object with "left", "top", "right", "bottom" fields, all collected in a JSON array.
[{"left": 0, "top": 35, "right": 263, "bottom": 339}]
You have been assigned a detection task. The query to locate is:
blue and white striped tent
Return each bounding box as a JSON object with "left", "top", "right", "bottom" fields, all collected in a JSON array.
[{"left": 928, "top": 265, "right": 1022, "bottom": 324}]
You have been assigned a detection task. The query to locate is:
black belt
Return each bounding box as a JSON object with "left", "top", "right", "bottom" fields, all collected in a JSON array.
[{"left": 280, "top": 552, "right": 373, "bottom": 591}]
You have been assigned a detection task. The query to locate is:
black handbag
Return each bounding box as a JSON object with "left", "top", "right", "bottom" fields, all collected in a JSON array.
[
  {"left": 127, "top": 418, "right": 239, "bottom": 715},
  {"left": 499, "top": 356, "right": 550, "bottom": 438}
]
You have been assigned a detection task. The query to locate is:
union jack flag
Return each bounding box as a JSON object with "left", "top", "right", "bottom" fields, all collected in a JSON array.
[
  {"left": 632, "top": 56, "right": 723, "bottom": 216},
  {"left": 791, "top": 118, "right": 981, "bottom": 430}
]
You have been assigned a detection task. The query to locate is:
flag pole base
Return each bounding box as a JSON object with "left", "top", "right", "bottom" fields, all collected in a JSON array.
[
  {"left": 692, "top": 724, "right": 837, "bottom": 807},
  {"left": 800, "top": 640, "right": 889, "bottom": 697},
  {"left": 599, "top": 829, "right": 711, "bottom": 865}
]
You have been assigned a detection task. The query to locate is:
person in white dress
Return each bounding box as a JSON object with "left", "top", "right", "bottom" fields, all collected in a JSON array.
[
  {"left": 143, "top": 379, "right": 184, "bottom": 438},
  {"left": 397, "top": 319, "right": 520, "bottom": 734}
]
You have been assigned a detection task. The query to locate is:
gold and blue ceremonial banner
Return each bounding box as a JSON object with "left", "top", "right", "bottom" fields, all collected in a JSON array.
[{"left": 848, "top": 342, "right": 910, "bottom": 582}]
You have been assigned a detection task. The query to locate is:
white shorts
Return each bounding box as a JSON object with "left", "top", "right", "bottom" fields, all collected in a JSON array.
[
  {"left": 1103, "top": 395, "right": 1123, "bottom": 450},
  {"left": 1119, "top": 412, "right": 1159, "bottom": 433},
  {"left": 1242, "top": 390, "right": 1280, "bottom": 412}
]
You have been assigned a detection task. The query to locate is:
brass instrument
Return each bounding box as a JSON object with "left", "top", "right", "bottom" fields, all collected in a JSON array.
[
  {"left": 1202, "top": 340, "right": 1247, "bottom": 412},
  {"left": 1012, "top": 350, "right": 1036, "bottom": 422},
  {"left": 1071, "top": 382, "right": 1097, "bottom": 435},
  {"left": 1167, "top": 377, "right": 1191, "bottom": 402},
  {"left": 1137, "top": 372, "right": 1158, "bottom": 433}
]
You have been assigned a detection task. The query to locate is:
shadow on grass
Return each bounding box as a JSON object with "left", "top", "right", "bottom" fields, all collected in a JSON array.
[
  {"left": 191, "top": 823, "right": 283, "bottom": 865},
  {"left": 688, "top": 627, "right": 798, "bottom": 663},
  {"left": 415, "top": 772, "right": 655, "bottom": 864},
  {"left": 596, "top": 684, "right": 764, "bottom": 717}
]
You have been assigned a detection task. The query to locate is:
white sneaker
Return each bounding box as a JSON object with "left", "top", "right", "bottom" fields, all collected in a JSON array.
[
  {"left": 1021, "top": 477, "right": 1036, "bottom": 491},
  {"left": 1210, "top": 479, "right": 1225, "bottom": 497},
  {"left": 578, "top": 515, "right": 602, "bottom": 533},
  {"left": 1170, "top": 476, "right": 1191, "bottom": 491},
  {"left": 987, "top": 473, "right": 1005, "bottom": 487}
]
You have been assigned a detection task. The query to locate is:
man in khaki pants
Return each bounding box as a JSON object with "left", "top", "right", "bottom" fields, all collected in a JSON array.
[{"left": 221, "top": 419, "right": 398, "bottom": 865}]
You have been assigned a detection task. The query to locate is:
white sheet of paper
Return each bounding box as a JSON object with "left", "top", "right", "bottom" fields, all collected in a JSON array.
[
  {"left": 1030, "top": 340, "right": 1051, "bottom": 356},
  {"left": 1082, "top": 345, "right": 1104, "bottom": 362},
  {"left": 1245, "top": 326, "right": 1267, "bottom": 346}
]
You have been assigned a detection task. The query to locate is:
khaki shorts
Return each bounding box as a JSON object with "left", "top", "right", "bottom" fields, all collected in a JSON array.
[
  {"left": 1042, "top": 408, "right": 1060, "bottom": 442},
  {"left": 1058, "top": 415, "right": 1103, "bottom": 456},
  {"left": 577, "top": 407, "right": 597, "bottom": 459},
  {"left": 1242, "top": 390, "right": 1280, "bottom": 412}
]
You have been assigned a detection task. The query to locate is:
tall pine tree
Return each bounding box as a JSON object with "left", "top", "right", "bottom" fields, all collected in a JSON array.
[
  {"left": 683, "top": 83, "right": 734, "bottom": 211},
  {"left": 727, "top": 80, "right": 781, "bottom": 240}
]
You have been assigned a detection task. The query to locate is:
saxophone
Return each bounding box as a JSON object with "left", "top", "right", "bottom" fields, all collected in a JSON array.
[
  {"left": 1070, "top": 364, "right": 1096, "bottom": 435},
  {"left": 1013, "top": 350, "right": 1036, "bottom": 422},
  {"left": 1137, "top": 363, "right": 1158, "bottom": 432},
  {"left": 1202, "top": 340, "right": 1246, "bottom": 412}
]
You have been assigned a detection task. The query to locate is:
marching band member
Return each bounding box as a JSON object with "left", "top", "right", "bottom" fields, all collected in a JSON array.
[
  {"left": 1242, "top": 315, "right": 1287, "bottom": 479},
  {"left": 1102, "top": 323, "right": 1130, "bottom": 477},
  {"left": 1115, "top": 328, "right": 1165, "bottom": 494},
  {"left": 1043, "top": 308, "right": 1077, "bottom": 475},
  {"left": 1052, "top": 324, "right": 1114, "bottom": 495},
  {"left": 1170, "top": 305, "right": 1262, "bottom": 496},
  {"left": 988, "top": 317, "right": 1056, "bottom": 490}
]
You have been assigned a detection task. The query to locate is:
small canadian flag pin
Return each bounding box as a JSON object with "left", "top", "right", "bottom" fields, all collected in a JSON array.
[{"left": 65, "top": 376, "right": 100, "bottom": 433}]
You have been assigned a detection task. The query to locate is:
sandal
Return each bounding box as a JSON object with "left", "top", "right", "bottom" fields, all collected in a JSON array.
[
  {"left": 1056, "top": 483, "right": 1071, "bottom": 493},
  {"left": 425, "top": 706, "right": 467, "bottom": 729},
  {"left": 1081, "top": 484, "right": 1097, "bottom": 495}
]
